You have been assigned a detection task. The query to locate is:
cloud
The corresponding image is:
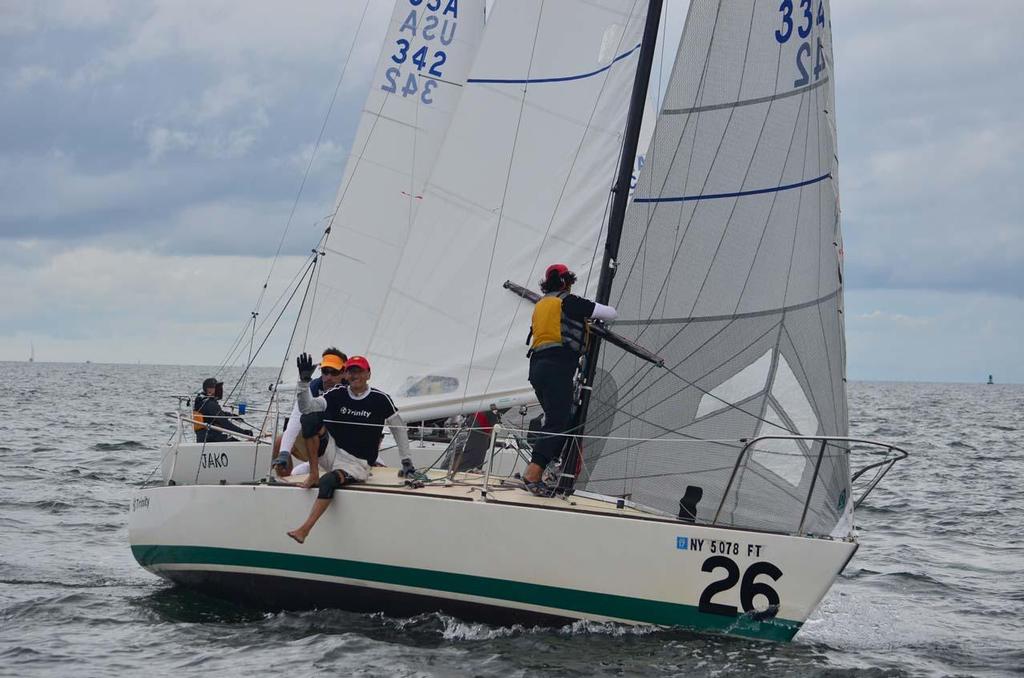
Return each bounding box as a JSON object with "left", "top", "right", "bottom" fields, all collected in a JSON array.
[
  {"left": 0, "top": 244, "right": 308, "bottom": 363},
  {"left": 832, "top": 0, "right": 1024, "bottom": 301},
  {"left": 845, "top": 288, "right": 1024, "bottom": 383},
  {"left": 286, "top": 140, "right": 349, "bottom": 174},
  {"left": 10, "top": 65, "right": 58, "bottom": 88},
  {"left": 71, "top": 1, "right": 389, "bottom": 86},
  {"left": 145, "top": 126, "right": 197, "bottom": 160},
  {"left": 0, "top": 0, "right": 117, "bottom": 35}
]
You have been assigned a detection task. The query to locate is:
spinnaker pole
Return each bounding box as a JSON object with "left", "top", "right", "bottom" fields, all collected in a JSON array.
[{"left": 565, "top": 0, "right": 664, "bottom": 490}]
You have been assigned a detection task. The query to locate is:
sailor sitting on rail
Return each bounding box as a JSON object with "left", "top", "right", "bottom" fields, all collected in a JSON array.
[
  {"left": 287, "top": 353, "right": 416, "bottom": 544},
  {"left": 271, "top": 348, "right": 347, "bottom": 477}
]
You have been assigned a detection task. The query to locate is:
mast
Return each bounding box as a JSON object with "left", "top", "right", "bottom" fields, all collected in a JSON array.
[{"left": 566, "top": 0, "right": 664, "bottom": 488}]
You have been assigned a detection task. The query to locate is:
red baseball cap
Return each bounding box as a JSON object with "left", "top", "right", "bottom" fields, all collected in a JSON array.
[
  {"left": 344, "top": 355, "right": 371, "bottom": 372},
  {"left": 545, "top": 263, "right": 570, "bottom": 277}
]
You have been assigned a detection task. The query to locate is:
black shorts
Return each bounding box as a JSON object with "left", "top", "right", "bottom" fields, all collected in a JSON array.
[{"left": 300, "top": 411, "right": 326, "bottom": 440}]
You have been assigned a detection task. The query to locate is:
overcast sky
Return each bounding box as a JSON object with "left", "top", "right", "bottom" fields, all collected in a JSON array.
[{"left": 1, "top": 0, "right": 1021, "bottom": 383}]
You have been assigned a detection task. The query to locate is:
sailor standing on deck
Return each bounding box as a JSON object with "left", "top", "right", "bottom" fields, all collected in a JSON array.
[
  {"left": 523, "top": 264, "right": 617, "bottom": 495},
  {"left": 287, "top": 353, "right": 416, "bottom": 544}
]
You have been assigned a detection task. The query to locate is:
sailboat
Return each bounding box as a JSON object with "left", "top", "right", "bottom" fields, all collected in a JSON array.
[
  {"left": 130, "top": 0, "right": 907, "bottom": 641},
  {"left": 28, "top": 343, "right": 34, "bottom": 363}
]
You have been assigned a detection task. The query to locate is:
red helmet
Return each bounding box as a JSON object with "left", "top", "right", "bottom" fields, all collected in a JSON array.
[{"left": 545, "top": 263, "right": 570, "bottom": 278}]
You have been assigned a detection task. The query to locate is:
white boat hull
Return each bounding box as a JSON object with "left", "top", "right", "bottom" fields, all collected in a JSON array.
[{"left": 129, "top": 472, "right": 856, "bottom": 641}]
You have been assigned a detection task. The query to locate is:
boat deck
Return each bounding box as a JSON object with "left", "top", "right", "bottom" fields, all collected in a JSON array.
[{"left": 279, "top": 466, "right": 666, "bottom": 523}]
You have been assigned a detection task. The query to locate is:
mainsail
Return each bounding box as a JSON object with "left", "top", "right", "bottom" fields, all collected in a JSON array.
[
  {"left": 290, "top": 0, "right": 485, "bottom": 385},
  {"left": 350, "top": 0, "right": 654, "bottom": 421},
  {"left": 581, "top": 0, "right": 850, "bottom": 537}
]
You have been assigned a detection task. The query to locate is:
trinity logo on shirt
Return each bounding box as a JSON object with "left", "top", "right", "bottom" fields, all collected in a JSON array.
[{"left": 338, "top": 406, "right": 372, "bottom": 418}]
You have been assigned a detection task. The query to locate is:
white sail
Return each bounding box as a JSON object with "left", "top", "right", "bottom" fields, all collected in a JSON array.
[
  {"left": 291, "top": 0, "right": 486, "bottom": 376},
  {"left": 355, "top": 0, "right": 652, "bottom": 419},
  {"left": 581, "top": 0, "right": 850, "bottom": 537}
]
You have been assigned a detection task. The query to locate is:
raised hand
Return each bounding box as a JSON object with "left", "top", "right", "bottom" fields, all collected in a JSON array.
[{"left": 297, "top": 353, "right": 315, "bottom": 381}]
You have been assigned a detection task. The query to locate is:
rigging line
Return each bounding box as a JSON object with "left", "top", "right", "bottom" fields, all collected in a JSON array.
[
  {"left": 588, "top": 321, "right": 798, "bottom": 436},
  {"left": 608, "top": 21, "right": 798, "bottom": 362},
  {"left": 457, "top": 0, "right": 546, "bottom": 412},
  {"left": 260, "top": 252, "right": 323, "bottom": 435},
  {"left": 622, "top": 2, "right": 751, "bottom": 335},
  {"left": 581, "top": 2, "right": 651, "bottom": 297},
  {"left": 646, "top": 2, "right": 757, "bottom": 337},
  {"left": 613, "top": 0, "right": 671, "bottom": 492},
  {"left": 350, "top": 62, "right": 451, "bottom": 357},
  {"left": 480, "top": 0, "right": 645, "bottom": 400},
  {"left": 216, "top": 251, "right": 318, "bottom": 378},
  {"left": 608, "top": 0, "right": 722, "bottom": 314},
  {"left": 729, "top": 45, "right": 808, "bottom": 319},
  {"left": 585, "top": 464, "right": 739, "bottom": 484},
  {"left": 222, "top": 249, "right": 317, "bottom": 403},
  {"left": 598, "top": 310, "right": 743, "bottom": 413},
  {"left": 236, "top": 252, "right": 319, "bottom": 366},
  {"left": 300, "top": 239, "right": 326, "bottom": 353},
  {"left": 779, "top": 68, "right": 817, "bottom": 319},
  {"left": 253, "top": 0, "right": 373, "bottom": 315},
  {"left": 810, "top": 64, "right": 842, "bottom": 433},
  {"left": 224, "top": 250, "right": 321, "bottom": 407},
  {"left": 215, "top": 320, "right": 255, "bottom": 377}
]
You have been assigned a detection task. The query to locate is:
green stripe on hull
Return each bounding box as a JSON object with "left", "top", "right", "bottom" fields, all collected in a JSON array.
[{"left": 132, "top": 544, "right": 801, "bottom": 641}]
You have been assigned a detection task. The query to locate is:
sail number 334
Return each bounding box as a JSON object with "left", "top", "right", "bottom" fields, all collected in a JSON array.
[
  {"left": 382, "top": 0, "right": 460, "bottom": 104},
  {"left": 775, "top": 0, "right": 828, "bottom": 87}
]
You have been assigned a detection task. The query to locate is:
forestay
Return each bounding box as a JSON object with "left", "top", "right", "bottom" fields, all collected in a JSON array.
[
  {"left": 581, "top": 0, "right": 851, "bottom": 537},
  {"left": 357, "top": 0, "right": 653, "bottom": 421},
  {"left": 290, "top": 0, "right": 485, "bottom": 392}
]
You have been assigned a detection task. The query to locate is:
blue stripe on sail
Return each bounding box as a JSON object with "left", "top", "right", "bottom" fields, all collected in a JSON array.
[
  {"left": 635, "top": 173, "right": 832, "bottom": 204},
  {"left": 467, "top": 43, "right": 641, "bottom": 85}
]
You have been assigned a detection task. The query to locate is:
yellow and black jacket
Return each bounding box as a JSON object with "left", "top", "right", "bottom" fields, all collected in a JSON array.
[{"left": 529, "top": 291, "right": 595, "bottom": 358}]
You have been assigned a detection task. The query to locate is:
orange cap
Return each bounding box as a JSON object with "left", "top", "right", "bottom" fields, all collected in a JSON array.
[{"left": 320, "top": 354, "right": 345, "bottom": 371}]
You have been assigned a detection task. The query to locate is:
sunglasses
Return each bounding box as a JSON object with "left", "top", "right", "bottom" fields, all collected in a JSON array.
[{"left": 320, "top": 367, "right": 341, "bottom": 376}]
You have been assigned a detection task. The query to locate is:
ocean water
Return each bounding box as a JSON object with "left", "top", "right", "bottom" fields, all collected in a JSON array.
[{"left": 0, "top": 362, "right": 1021, "bottom": 677}]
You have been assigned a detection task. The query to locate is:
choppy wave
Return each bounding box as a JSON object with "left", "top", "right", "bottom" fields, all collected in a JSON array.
[
  {"left": 1, "top": 366, "right": 1022, "bottom": 676},
  {"left": 91, "top": 441, "right": 148, "bottom": 451}
]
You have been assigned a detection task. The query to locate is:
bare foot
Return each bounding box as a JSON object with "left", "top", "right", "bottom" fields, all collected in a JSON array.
[{"left": 287, "top": 529, "right": 306, "bottom": 544}]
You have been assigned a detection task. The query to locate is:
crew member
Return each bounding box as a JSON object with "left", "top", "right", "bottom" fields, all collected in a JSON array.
[
  {"left": 271, "top": 348, "right": 347, "bottom": 477},
  {"left": 193, "top": 378, "right": 252, "bottom": 443},
  {"left": 523, "top": 264, "right": 616, "bottom": 495},
  {"left": 287, "top": 354, "right": 416, "bottom": 544}
]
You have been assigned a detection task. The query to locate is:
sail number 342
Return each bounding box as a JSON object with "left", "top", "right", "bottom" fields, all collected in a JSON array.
[
  {"left": 382, "top": 0, "right": 460, "bottom": 104},
  {"left": 775, "top": 0, "right": 828, "bottom": 87}
]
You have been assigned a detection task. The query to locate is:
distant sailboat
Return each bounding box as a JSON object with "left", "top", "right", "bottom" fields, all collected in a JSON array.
[
  {"left": 28, "top": 343, "right": 34, "bottom": 363},
  {"left": 987, "top": 375, "right": 994, "bottom": 385}
]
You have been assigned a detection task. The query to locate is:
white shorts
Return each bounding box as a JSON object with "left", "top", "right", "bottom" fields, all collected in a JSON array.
[{"left": 325, "top": 442, "right": 370, "bottom": 482}]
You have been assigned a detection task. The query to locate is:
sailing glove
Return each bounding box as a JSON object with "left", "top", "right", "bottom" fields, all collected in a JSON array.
[
  {"left": 297, "top": 353, "right": 315, "bottom": 381},
  {"left": 398, "top": 458, "right": 416, "bottom": 478}
]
